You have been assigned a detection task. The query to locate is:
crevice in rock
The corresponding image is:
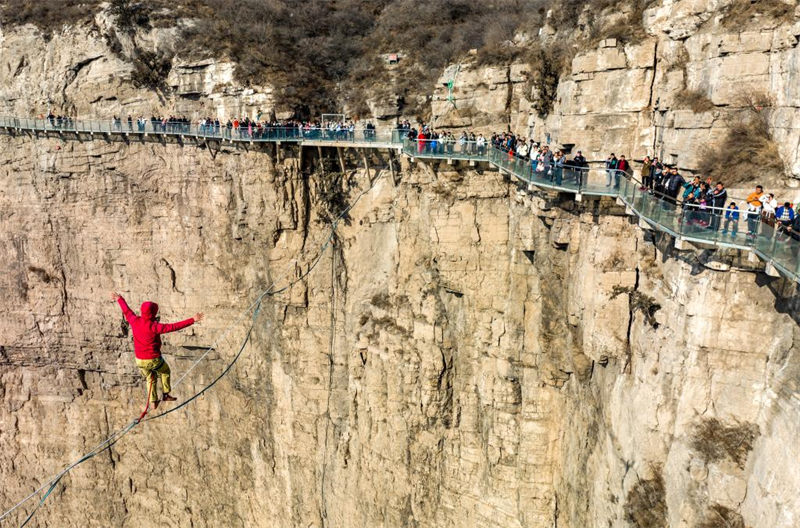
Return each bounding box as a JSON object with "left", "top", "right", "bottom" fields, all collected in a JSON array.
[
  {"left": 62, "top": 55, "right": 103, "bottom": 110},
  {"left": 300, "top": 165, "right": 312, "bottom": 251},
  {"left": 504, "top": 65, "right": 514, "bottom": 127},
  {"left": 13, "top": 56, "right": 26, "bottom": 78},
  {"left": 647, "top": 41, "right": 659, "bottom": 110},
  {"left": 160, "top": 258, "right": 183, "bottom": 294},
  {"left": 622, "top": 266, "right": 640, "bottom": 374}
]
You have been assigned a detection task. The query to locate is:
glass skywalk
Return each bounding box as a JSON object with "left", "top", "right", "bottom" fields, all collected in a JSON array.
[{"left": 1, "top": 116, "right": 797, "bottom": 284}]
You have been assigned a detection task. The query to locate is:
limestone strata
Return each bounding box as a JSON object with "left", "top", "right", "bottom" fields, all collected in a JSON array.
[
  {"left": 432, "top": 1, "right": 800, "bottom": 180},
  {"left": 0, "top": 134, "right": 799, "bottom": 527},
  {"left": 0, "top": 16, "right": 276, "bottom": 122}
]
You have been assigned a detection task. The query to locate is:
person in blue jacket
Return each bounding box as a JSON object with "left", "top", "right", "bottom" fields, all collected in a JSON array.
[{"left": 722, "top": 202, "right": 740, "bottom": 237}]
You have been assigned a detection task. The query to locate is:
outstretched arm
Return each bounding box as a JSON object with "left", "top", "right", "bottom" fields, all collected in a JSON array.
[
  {"left": 112, "top": 292, "right": 136, "bottom": 324},
  {"left": 154, "top": 312, "right": 203, "bottom": 334}
]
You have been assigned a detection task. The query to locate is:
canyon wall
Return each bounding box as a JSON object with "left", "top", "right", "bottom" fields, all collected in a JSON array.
[
  {"left": 0, "top": 133, "right": 799, "bottom": 527},
  {"left": 2, "top": 1, "right": 800, "bottom": 527},
  {"left": 431, "top": 0, "right": 800, "bottom": 180}
]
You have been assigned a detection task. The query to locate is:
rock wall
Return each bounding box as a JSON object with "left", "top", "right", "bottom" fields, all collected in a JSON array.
[
  {"left": 431, "top": 1, "right": 800, "bottom": 180},
  {"left": 1, "top": 133, "right": 799, "bottom": 527},
  {"left": 0, "top": 15, "right": 277, "bottom": 122},
  {"left": 3, "top": 0, "right": 800, "bottom": 177},
  {"left": 3, "top": 2, "right": 800, "bottom": 527}
]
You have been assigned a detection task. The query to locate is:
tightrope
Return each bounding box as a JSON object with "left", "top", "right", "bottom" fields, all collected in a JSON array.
[{"left": 0, "top": 168, "right": 386, "bottom": 526}]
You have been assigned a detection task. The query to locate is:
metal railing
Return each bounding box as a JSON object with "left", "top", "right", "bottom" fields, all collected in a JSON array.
[
  {"left": 2, "top": 116, "right": 798, "bottom": 283},
  {"left": 0, "top": 116, "right": 405, "bottom": 144},
  {"left": 489, "top": 146, "right": 620, "bottom": 196},
  {"left": 402, "top": 138, "right": 488, "bottom": 161}
]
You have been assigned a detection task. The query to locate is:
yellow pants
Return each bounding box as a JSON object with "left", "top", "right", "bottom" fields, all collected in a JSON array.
[{"left": 136, "top": 358, "right": 171, "bottom": 402}]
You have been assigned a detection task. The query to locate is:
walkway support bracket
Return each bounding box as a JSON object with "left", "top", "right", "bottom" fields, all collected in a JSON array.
[{"left": 765, "top": 262, "right": 781, "bottom": 277}]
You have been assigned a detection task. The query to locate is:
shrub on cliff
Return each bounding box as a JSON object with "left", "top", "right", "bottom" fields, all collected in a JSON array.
[
  {"left": 675, "top": 89, "right": 715, "bottom": 113},
  {"left": 108, "top": 0, "right": 151, "bottom": 32},
  {"left": 0, "top": 0, "right": 101, "bottom": 34},
  {"left": 720, "top": 0, "right": 796, "bottom": 29},
  {"left": 527, "top": 43, "right": 571, "bottom": 118},
  {"left": 690, "top": 417, "right": 760, "bottom": 470},
  {"left": 698, "top": 504, "right": 746, "bottom": 528},
  {"left": 697, "top": 92, "right": 786, "bottom": 186},
  {"left": 624, "top": 467, "right": 667, "bottom": 528}
]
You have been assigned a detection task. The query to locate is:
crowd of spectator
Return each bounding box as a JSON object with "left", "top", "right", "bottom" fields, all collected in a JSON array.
[
  {"left": 404, "top": 122, "right": 796, "bottom": 246},
  {"left": 403, "top": 124, "right": 487, "bottom": 156},
  {"left": 33, "top": 113, "right": 800, "bottom": 247},
  {"left": 41, "top": 113, "right": 380, "bottom": 141},
  {"left": 627, "top": 153, "right": 796, "bottom": 243}
]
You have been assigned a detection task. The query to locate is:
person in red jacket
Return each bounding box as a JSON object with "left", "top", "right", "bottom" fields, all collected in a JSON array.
[{"left": 112, "top": 292, "right": 203, "bottom": 409}]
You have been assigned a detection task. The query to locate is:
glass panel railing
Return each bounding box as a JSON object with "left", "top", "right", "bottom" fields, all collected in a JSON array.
[
  {"left": 2, "top": 114, "right": 800, "bottom": 281},
  {"left": 752, "top": 220, "right": 800, "bottom": 278},
  {"left": 0, "top": 117, "right": 405, "bottom": 144},
  {"left": 404, "top": 139, "right": 488, "bottom": 161}
]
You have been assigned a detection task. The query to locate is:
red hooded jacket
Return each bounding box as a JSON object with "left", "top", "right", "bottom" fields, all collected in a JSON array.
[{"left": 118, "top": 297, "right": 195, "bottom": 360}]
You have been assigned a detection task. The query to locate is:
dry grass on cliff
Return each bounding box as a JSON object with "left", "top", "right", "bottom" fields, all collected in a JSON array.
[
  {"left": 526, "top": 43, "right": 574, "bottom": 118},
  {"left": 690, "top": 418, "right": 760, "bottom": 470},
  {"left": 720, "top": 0, "right": 796, "bottom": 29},
  {"left": 624, "top": 468, "right": 667, "bottom": 528},
  {"left": 675, "top": 89, "right": 716, "bottom": 113},
  {"left": 0, "top": 0, "right": 101, "bottom": 32},
  {"left": 697, "top": 504, "right": 746, "bottom": 528},
  {"left": 697, "top": 93, "right": 785, "bottom": 185},
  {"left": 610, "top": 285, "right": 661, "bottom": 329},
  {"left": 179, "top": 0, "right": 553, "bottom": 116}
]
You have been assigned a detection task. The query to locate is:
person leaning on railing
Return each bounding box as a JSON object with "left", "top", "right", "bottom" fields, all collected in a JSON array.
[
  {"left": 722, "top": 202, "right": 740, "bottom": 237},
  {"left": 776, "top": 202, "right": 795, "bottom": 232},
  {"left": 709, "top": 182, "right": 728, "bottom": 231},
  {"left": 745, "top": 185, "right": 765, "bottom": 238},
  {"left": 778, "top": 206, "right": 800, "bottom": 256},
  {"left": 639, "top": 156, "right": 652, "bottom": 191},
  {"left": 761, "top": 192, "right": 778, "bottom": 226}
]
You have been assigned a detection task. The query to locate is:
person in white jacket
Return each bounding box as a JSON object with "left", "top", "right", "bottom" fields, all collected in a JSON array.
[{"left": 761, "top": 192, "right": 778, "bottom": 223}]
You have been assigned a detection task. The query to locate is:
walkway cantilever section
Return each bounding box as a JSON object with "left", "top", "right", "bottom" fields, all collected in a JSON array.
[
  {"left": 403, "top": 140, "right": 800, "bottom": 285},
  {"left": 1, "top": 116, "right": 798, "bottom": 284},
  {"left": 0, "top": 116, "right": 405, "bottom": 149}
]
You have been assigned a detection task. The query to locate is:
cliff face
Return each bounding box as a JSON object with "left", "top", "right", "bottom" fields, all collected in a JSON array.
[
  {"left": 3, "top": 2, "right": 800, "bottom": 527},
  {"left": 431, "top": 0, "right": 800, "bottom": 179},
  {"left": 0, "top": 15, "right": 277, "bottom": 121},
  {"left": 3, "top": 1, "right": 799, "bottom": 178},
  {"left": 1, "top": 133, "right": 799, "bottom": 528}
]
